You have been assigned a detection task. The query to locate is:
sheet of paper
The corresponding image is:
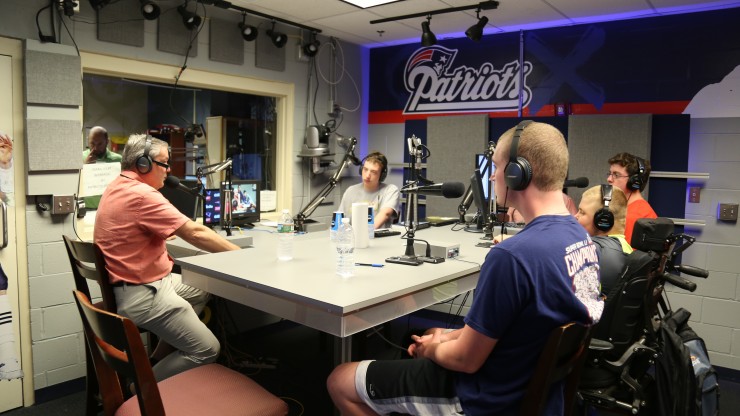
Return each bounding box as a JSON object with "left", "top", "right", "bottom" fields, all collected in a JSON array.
[{"left": 79, "top": 162, "right": 121, "bottom": 197}]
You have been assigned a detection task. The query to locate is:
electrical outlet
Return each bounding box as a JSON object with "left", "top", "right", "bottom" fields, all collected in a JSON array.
[
  {"left": 718, "top": 203, "right": 739, "bottom": 222},
  {"left": 52, "top": 195, "right": 75, "bottom": 215},
  {"left": 688, "top": 187, "right": 700, "bottom": 203}
]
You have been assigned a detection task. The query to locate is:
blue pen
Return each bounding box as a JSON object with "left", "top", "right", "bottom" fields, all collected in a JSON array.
[{"left": 355, "top": 263, "right": 384, "bottom": 268}]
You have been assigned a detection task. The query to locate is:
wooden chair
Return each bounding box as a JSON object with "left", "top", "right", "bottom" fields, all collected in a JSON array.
[
  {"left": 73, "top": 290, "right": 289, "bottom": 416},
  {"left": 64, "top": 234, "right": 118, "bottom": 416},
  {"left": 520, "top": 322, "right": 592, "bottom": 416}
]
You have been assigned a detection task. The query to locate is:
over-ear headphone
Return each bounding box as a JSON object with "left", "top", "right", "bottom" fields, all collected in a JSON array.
[
  {"left": 136, "top": 136, "right": 153, "bottom": 174},
  {"left": 627, "top": 156, "right": 646, "bottom": 191},
  {"left": 504, "top": 120, "right": 534, "bottom": 190},
  {"left": 594, "top": 184, "right": 615, "bottom": 232},
  {"left": 359, "top": 152, "right": 388, "bottom": 182}
]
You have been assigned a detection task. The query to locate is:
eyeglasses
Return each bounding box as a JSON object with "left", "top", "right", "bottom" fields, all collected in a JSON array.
[
  {"left": 606, "top": 171, "right": 628, "bottom": 180},
  {"left": 152, "top": 159, "right": 170, "bottom": 170}
]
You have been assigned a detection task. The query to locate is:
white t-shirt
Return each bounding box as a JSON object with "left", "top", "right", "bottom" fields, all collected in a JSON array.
[{"left": 339, "top": 182, "right": 400, "bottom": 229}]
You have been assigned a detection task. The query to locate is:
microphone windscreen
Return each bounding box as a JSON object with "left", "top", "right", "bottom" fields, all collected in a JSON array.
[
  {"left": 441, "top": 182, "right": 466, "bottom": 198},
  {"left": 164, "top": 175, "right": 181, "bottom": 188},
  {"left": 564, "top": 177, "right": 589, "bottom": 188}
]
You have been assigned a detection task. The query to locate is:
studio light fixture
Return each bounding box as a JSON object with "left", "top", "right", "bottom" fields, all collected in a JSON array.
[
  {"left": 140, "top": 0, "right": 160, "bottom": 20},
  {"left": 238, "top": 12, "right": 258, "bottom": 41},
  {"left": 302, "top": 31, "right": 320, "bottom": 57},
  {"left": 267, "top": 21, "right": 287, "bottom": 48},
  {"left": 177, "top": 3, "right": 202, "bottom": 30},
  {"left": 420, "top": 15, "right": 436, "bottom": 46},
  {"left": 466, "top": 12, "right": 489, "bottom": 42}
]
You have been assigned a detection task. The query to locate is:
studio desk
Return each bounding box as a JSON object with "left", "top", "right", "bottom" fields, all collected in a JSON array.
[{"left": 171, "top": 225, "right": 492, "bottom": 362}]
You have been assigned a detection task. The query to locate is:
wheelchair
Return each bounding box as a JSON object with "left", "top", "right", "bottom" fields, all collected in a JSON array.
[{"left": 577, "top": 218, "right": 709, "bottom": 414}]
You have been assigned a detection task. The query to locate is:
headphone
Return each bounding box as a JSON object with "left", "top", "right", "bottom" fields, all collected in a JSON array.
[
  {"left": 504, "top": 120, "right": 534, "bottom": 190},
  {"left": 359, "top": 152, "right": 388, "bottom": 182},
  {"left": 594, "top": 184, "right": 615, "bottom": 232},
  {"left": 627, "top": 156, "right": 646, "bottom": 191},
  {"left": 135, "top": 136, "right": 153, "bottom": 174}
]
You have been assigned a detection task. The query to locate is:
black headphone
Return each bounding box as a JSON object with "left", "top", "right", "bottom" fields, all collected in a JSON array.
[
  {"left": 594, "top": 184, "right": 615, "bottom": 232},
  {"left": 359, "top": 152, "right": 388, "bottom": 182},
  {"left": 504, "top": 120, "right": 534, "bottom": 190},
  {"left": 627, "top": 156, "right": 646, "bottom": 191},
  {"left": 136, "top": 136, "right": 153, "bottom": 174}
]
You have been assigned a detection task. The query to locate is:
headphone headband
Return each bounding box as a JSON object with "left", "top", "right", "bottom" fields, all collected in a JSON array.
[
  {"left": 504, "top": 120, "right": 534, "bottom": 191},
  {"left": 594, "top": 184, "right": 615, "bottom": 232}
]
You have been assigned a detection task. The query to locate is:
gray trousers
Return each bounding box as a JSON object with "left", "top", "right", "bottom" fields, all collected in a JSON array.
[{"left": 113, "top": 273, "right": 220, "bottom": 381}]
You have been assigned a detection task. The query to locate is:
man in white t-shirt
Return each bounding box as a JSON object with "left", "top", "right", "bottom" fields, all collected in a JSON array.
[{"left": 339, "top": 151, "right": 399, "bottom": 229}]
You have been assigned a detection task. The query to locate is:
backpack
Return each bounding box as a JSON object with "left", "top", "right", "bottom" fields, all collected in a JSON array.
[{"left": 656, "top": 308, "right": 719, "bottom": 416}]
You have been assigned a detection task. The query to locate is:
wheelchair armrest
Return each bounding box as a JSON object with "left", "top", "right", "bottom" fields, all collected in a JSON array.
[{"left": 589, "top": 338, "right": 614, "bottom": 352}]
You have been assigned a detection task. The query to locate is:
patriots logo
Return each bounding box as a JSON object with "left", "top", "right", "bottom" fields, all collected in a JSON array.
[{"left": 405, "top": 46, "right": 456, "bottom": 79}]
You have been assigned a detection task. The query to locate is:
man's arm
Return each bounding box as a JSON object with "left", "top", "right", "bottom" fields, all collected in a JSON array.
[
  {"left": 374, "top": 207, "right": 395, "bottom": 229},
  {"left": 412, "top": 325, "right": 497, "bottom": 374},
  {"left": 174, "top": 220, "right": 240, "bottom": 252}
]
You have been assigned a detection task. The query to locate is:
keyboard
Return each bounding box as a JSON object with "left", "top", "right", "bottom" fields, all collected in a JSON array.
[{"left": 374, "top": 229, "right": 401, "bottom": 238}]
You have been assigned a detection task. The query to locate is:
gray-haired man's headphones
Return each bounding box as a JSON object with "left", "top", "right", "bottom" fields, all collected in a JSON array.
[{"left": 136, "top": 136, "right": 153, "bottom": 174}]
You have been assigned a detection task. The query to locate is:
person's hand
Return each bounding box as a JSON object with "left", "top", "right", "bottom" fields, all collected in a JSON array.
[
  {"left": 407, "top": 328, "right": 443, "bottom": 358},
  {"left": 84, "top": 152, "right": 98, "bottom": 164}
]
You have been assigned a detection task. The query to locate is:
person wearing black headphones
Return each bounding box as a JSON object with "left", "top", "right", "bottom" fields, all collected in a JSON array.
[
  {"left": 575, "top": 184, "right": 633, "bottom": 296},
  {"left": 338, "top": 151, "right": 400, "bottom": 229},
  {"left": 328, "top": 121, "right": 601, "bottom": 415},
  {"left": 606, "top": 152, "right": 657, "bottom": 244},
  {"left": 94, "top": 134, "right": 240, "bottom": 382}
]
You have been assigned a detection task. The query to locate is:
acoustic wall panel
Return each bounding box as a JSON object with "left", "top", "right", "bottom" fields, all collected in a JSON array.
[
  {"left": 24, "top": 49, "right": 81, "bottom": 106},
  {"left": 567, "top": 114, "right": 652, "bottom": 204},
  {"left": 210, "top": 19, "right": 243, "bottom": 65},
  {"left": 97, "top": 1, "right": 144, "bottom": 47},
  {"left": 426, "top": 114, "right": 489, "bottom": 218},
  {"left": 157, "top": 8, "right": 198, "bottom": 57},
  {"left": 25, "top": 119, "right": 81, "bottom": 171}
]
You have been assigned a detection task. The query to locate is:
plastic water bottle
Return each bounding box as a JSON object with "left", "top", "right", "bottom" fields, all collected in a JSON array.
[
  {"left": 336, "top": 218, "right": 354, "bottom": 278},
  {"left": 277, "top": 209, "right": 294, "bottom": 261}
]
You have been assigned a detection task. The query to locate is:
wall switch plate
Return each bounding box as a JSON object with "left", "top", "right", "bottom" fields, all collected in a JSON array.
[
  {"left": 688, "top": 187, "right": 701, "bottom": 203},
  {"left": 718, "top": 203, "right": 739, "bottom": 221},
  {"left": 51, "top": 195, "right": 75, "bottom": 215}
]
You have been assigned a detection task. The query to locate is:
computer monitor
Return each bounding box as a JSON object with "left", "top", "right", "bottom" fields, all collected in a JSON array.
[
  {"left": 469, "top": 168, "right": 489, "bottom": 231},
  {"left": 475, "top": 153, "right": 493, "bottom": 201},
  {"left": 159, "top": 179, "right": 199, "bottom": 220},
  {"left": 202, "top": 188, "right": 222, "bottom": 227},
  {"left": 221, "top": 179, "right": 260, "bottom": 227}
]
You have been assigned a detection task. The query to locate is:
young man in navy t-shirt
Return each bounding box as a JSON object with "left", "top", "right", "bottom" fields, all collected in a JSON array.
[{"left": 327, "top": 121, "right": 603, "bottom": 415}]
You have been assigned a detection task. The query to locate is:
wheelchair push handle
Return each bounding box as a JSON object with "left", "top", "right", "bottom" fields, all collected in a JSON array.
[
  {"left": 662, "top": 272, "right": 697, "bottom": 292},
  {"left": 675, "top": 264, "right": 709, "bottom": 278}
]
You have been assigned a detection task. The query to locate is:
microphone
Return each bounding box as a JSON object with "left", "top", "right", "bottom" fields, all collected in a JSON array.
[
  {"left": 164, "top": 175, "right": 200, "bottom": 197},
  {"left": 402, "top": 182, "right": 465, "bottom": 198},
  {"left": 348, "top": 153, "right": 361, "bottom": 166},
  {"left": 563, "top": 177, "right": 589, "bottom": 188}
]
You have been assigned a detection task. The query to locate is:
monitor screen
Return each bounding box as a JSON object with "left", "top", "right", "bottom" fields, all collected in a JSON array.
[
  {"left": 202, "top": 188, "right": 222, "bottom": 227},
  {"left": 475, "top": 154, "right": 493, "bottom": 201},
  {"left": 160, "top": 179, "right": 199, "bottom": 220},
  {"left": 221, "top": 179, "right": 260, "bottom": 227},
  {"left": 470, "top": 168, "right": 489, "bottom": 228}
]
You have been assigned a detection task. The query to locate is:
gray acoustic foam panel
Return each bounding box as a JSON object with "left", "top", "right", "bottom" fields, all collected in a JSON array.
[
  {"left": 426, "top": 114, "right": 489, "bottom": 218},
  {"left": 255, "top": 30, "right": 285, "bottom": 71},
  {"left": 24, "top": 50, "right": 81, "bottom": 106},
  {"left": 157, "top": 7, "right": 198, "bottom": 57},
  {"left": 209, "top": 18, "right": 243, "bottom": 65},
  {"left": 97, "top": 1, "right": 144, "bottom": 47},
  {"left": 567, "top": 114, "right": 652, "bottom": 204},
  {"left": 26, "top": 119, "right": 82, "bottom": 171}
]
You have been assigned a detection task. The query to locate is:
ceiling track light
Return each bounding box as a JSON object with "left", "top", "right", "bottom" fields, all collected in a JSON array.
[
  {"left": 238, "top": 12, "right": 258, "bottom": 41},
  {"left": 420, "top": 15, "right": 436, "bottom": 46},
  {"left": 140, "top": 0, "right": 160, "bottom": 20},
  {"left": 302, "top": 31, "right": 320, "bottom": 57},
  {"left": 267, "top": 21, "right": 287, "bottom": 48},
  {"left": 465, "top": 10, "right": 489, "bottom": 42},
  {"left": 177, "top": 2, "right": 202, "bottom": 30}
]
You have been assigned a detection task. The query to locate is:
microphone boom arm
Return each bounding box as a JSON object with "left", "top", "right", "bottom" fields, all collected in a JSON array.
[{"left": 294, "top": 137, "right": 358, "bottom": 232}]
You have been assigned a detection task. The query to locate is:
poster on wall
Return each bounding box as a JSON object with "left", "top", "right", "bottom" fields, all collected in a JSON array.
[{"left": 0, "top": 132, "right": 14, "bottom": 207}]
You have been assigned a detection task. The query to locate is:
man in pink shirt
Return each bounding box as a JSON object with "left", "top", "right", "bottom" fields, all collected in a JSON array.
[{"left": 95, "top": 134, "right": 239, "bottom": 381}]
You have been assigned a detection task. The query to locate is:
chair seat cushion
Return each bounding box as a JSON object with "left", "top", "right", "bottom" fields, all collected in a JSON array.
[{"left": 115, "top": 363, "right": 288, "bottom": 416}]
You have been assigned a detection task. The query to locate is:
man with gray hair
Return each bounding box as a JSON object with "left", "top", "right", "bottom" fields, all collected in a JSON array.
[{"left": 95, "top": 134, "right": 240, "bottom": 381}]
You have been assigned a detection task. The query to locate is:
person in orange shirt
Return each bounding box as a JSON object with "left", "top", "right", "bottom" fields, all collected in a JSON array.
[{"left": 606, "top": 152, "right": 657, "bottom": 244}]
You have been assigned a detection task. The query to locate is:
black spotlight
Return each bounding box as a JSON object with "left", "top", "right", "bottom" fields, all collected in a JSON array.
[
  {"left": 267, "top": 21, "right": 287, "bottom": 48},
  {"left": 177, "top": 4, "right": 202, "bottom": 30},
  {"left": 466, "top": 15, "right": 489, "bottom": 42},
  {"left": 140, "top": 0, "right": 160, "bottom": 20},
  {"left": 302, "top": 32, "right": 320, "bottom": 57},
  {"left": 420, "top": 15, "right": 436, "bottom": 47},
  {"left": 239, "top": 13, "right": 258, "bottom": 41},
  {"left": 61, "top": 0, "right": 77, "bottom": 16}
]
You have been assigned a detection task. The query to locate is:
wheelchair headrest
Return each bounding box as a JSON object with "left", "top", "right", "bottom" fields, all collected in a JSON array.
[{"left": 631, "top": 217, "right": 674, "bottom": 253}]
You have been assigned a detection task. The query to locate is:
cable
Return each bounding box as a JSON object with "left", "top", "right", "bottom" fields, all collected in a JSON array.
[
  {"left": 367, "top": 326, "right": 408, "bottom": 353},
  {"left": 57, "top": 5, "right": 80, "bottom": 56},
  {"left": 169, "top": 0, "right": 207, "bottom": 129},
  {"left": 36, "top": 2, "right": 56, "bottom": 43}
]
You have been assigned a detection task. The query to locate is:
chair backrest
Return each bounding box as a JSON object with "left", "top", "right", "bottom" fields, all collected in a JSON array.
[
  {"left": 63, "top": 235, "right": 117, "bottom": 312},
  {"left": 73, "top": 290, "right": 166, "bottom": 416},
  {"left": 521, "top": 322, "right": 592, "bottom": 416}
]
